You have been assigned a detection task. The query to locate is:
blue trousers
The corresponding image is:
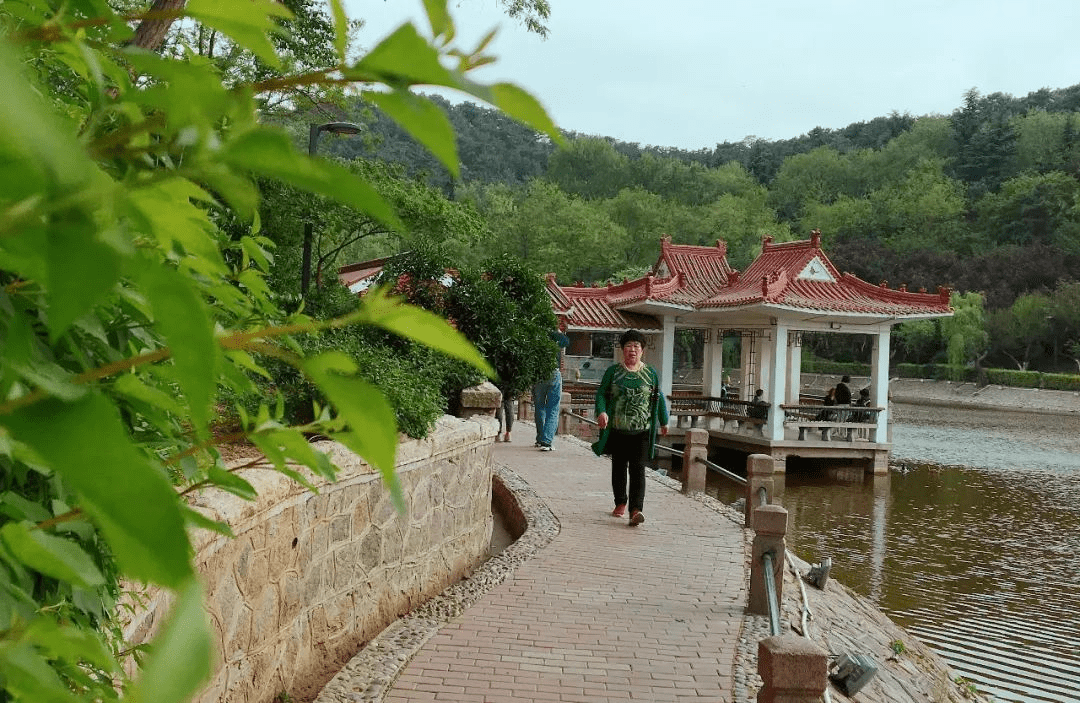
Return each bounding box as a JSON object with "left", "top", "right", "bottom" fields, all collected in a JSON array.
[{"left": 532, "top": 370, "right": 562, "bottom": 446}]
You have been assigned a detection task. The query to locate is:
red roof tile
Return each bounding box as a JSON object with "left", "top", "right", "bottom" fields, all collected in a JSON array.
[{"left": 554, "top": 231, "right": 952, "bottom": 328}]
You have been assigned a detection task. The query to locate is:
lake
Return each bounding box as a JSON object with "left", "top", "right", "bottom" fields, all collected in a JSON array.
[{"left": 711, "top": 403, "right": 1080, "bottom": 703}]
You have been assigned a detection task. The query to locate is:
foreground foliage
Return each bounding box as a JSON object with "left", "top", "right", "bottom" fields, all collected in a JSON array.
[{"left": 0, "top": 0, "right": 558, "bottom": 700}]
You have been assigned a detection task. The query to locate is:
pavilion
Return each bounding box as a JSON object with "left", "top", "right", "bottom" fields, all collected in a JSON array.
[{"left": 550, "top": 231, "right": 953, "bottom": 473}]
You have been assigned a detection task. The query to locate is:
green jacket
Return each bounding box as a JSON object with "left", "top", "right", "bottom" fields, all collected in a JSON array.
[{"left": 591, "top": 363, "right": 669, "bottom": 458}]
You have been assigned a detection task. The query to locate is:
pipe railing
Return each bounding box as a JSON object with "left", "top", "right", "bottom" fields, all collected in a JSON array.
[{"left": 761, "top": 551, "right": 782, "bottom": 636}]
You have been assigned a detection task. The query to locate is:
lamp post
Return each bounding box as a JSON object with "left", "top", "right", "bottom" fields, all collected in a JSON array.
[{"left": 301, "top": 121, "right": 363, "bottom": 296}]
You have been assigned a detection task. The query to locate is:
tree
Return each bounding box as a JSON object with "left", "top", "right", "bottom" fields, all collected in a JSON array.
[
  {"left": 988, "top": 293, "right": 1051, "bottom": 369},
  {"left": 940, "top": 291, "right": 989, "bottom": 372},
  {"left": 973, "top": 170, "right": 1080, "bottom": 251},
  {"left": 546, "top": 137, "right": 633, "bottom": 199},
  {"left": 0, "top": 0, "right": 559, "bottom": 699}
]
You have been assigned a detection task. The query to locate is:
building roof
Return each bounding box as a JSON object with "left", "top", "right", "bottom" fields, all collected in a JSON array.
[
  {"left": 337, "top": 231, "right": 952, "bottom": 334},
  {"left": 553, "top": 231, "right": 952, "bottom": 330}
]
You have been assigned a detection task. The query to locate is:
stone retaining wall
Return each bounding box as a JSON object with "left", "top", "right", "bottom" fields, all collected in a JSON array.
[{"left": 122, "top": 414, "right": 498, "bottom": 703}]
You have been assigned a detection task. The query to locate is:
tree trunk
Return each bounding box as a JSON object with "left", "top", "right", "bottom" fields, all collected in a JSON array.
[{"left": 131, "top": 0, "right": 188, "bottom": 51}]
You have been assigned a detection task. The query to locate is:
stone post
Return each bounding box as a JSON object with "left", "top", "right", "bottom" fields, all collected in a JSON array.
[
  {"left": 682, "top": 428, "right": 709, "bottom": 494},
  {"left": 749, "top": 503, "right": 788, "bottom": 617},
  {"left": 745, "top": 453, "right": 775, "bottom": 527},
  {"left": 756, "top": 635, "right": 828, "bottom": 703},
  {"left": 557, "top": 391, "right": 572, "bottom": 435},
  {"left": 458, "top": 381, "right": 501, "bottom": 420}
]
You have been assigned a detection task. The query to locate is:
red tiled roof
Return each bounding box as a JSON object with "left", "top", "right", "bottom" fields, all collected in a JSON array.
[
  {"left": 554, "top": 279, "right": 663, "bottom": 331},
  {"left": 698, "top": 233, "right": 952, "bottom": 315},
  {"left": 553, "top": 231, "right": 952, "bottom": 329},
  {"left": 652, "top": 237, "right": 733, "bottom": 305},
  {"left": 339, "top": 257, "right": 392, "bottom": 289}
]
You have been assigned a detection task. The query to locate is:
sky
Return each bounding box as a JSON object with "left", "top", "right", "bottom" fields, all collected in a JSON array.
[{"left": 345, "top": 0, "right": 1080, "bottom": 150}]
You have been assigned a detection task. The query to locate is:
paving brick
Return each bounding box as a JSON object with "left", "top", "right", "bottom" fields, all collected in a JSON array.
[{"left": 384, "top": 437, "right": 746, "bottom": 702}]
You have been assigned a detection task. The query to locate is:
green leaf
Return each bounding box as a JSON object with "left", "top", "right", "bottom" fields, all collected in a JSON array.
[
  {"left": 301, "top": 355, "right": 401, "bottom": 509},
  {"left": 0, "top": 492, "right": 51, "bottom": 523},
  {"left": 206, "top": 467, "right": 257, "bottom": 501},
  {"left": 4, "top": 312, "right": 85, "bottom": 402},
  {"left": 0, "top": 522, "right": 105, "bottom": 589},
  {"left": 422, "top": 0, "right": 452, "bottom": 39},
  {"left": 347, "top": 23, "right": 461, "bottom": 88},
  {"left": 220, "top": 128, "right": 401, "bottom": 229},
  {"left": 224, "top": 348, "right": 272, "bottom": 380},
  {"left": 262, "top": 429, "right": 336, "bottom": 482},
  {"left": 328, "top": 0, "right": 349, "bottom": 62},
  {"left": 125, "top": 179, "right": 226, "bottom": 277},
  {"left": 129, "top": 579, "right": 213, "bottom": 703},
  {"left": 181, "top": 505, "right": 235, "bottom": 539},
  {"left": 0, "top": 42, "right": 97, "bottom": 197},
  {"left": 359, "top": 287, "right": 494, "bottom": 377},
  {"left": 24, "top": 619, "right": 118, "bottom": 674},
  {"left": 487, "top": 82, "right": 564, "bottom": 146},
  {"left": 0, "top": 641, "right": 79, "bottom": 703},
  {"left": 368, "top": 90, "right": 459, "bottom": 178},
  {"left": 138, "top": 264, "right": 217, "bottom": 433},
  {"left": 46, "top": 215, "right": 121, "bottom": 338},
  {"left": 112, "top": 374, "right": 185, "bottom": 418},
  {"left": 186, "top": 0, "right": 293, "bottom": 68},
  {"left": 0, "top": 394, "right": 193, "bottom": 588}
]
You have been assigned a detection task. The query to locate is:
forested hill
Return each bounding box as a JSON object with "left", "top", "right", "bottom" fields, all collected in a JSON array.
[
  {"left": 322, "top": 84, "right": 1080, "bottom": 373},
  {"left": 329, "top": 85, "right": 1080, "bottom": 189}
]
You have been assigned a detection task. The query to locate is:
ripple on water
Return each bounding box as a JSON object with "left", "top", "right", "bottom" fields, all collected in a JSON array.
[{"left": 769, "top": 424, "right": 1080, "bottom": 703}]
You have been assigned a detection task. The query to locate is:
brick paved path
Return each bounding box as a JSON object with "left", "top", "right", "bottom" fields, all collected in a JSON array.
[{"left": 385, "top": 434, "right": 747, "bottom": 702}]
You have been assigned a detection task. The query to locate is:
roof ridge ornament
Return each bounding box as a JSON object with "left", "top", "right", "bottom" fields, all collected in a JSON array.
[{"left": 810, "top": 229, "right": 822, "bottom": 247}]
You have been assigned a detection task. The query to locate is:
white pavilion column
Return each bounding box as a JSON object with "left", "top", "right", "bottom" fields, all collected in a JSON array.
[
  {"left": 870, "top": 328, "right": 890, "bottom": 443},
  {"left": 757, "top": 333, "right": 773, "bottom": 396},
  {"left": 766, "top": 323, "right": 789, "bottom": 441},
  {"left": 657, "top": 316, "right": 676, "bottom": 404},
  {"left": 702, "top": 327, "right": 725, "bottom": 397},
  {"left": 786, "top": 331, "right": 802, "bottom": 404},
  {"left": 739, "top": 332, "right": 754, "bottom": 400}
]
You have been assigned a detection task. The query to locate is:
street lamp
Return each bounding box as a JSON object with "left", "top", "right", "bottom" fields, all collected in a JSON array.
[{"left": 301, "top": 121, "right": 363, "bottom": 296}]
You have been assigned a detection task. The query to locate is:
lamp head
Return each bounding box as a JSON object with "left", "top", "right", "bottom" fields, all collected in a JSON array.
[{"left": 319, "top": 121, "right": 362, "bottom": 135}]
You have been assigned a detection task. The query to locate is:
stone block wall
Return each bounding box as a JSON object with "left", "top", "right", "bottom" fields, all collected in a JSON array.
[{"left": 122, "top": 414, "right": 497, "bottom": 703}]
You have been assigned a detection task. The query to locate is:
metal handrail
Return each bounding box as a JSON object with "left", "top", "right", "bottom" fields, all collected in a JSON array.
[
  {"left": 655, "top": 444, "right": 684, "bottom": 457},
  {"left": 698, "top": 456, "right": 747, "bottom": 486},
  {"left": 761, "top": 551, "right": 782, "bottom": 636},
  {"left": 560, "top": 408, "right": 598, "bottom": 426}
]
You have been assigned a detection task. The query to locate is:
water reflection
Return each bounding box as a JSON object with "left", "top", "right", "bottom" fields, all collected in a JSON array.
[{"left": 710, "top": 408, "right": 1080, "bottom": 703}]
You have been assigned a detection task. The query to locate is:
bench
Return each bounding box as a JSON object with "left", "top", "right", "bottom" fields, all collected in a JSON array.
[
  {"left": 781, "top": 405, "right": 882, "bottom": 442},
  {"left": 669, "top": 395, "right": 768, "bottom": 435}
]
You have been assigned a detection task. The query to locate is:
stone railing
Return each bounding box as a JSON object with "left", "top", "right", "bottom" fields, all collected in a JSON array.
[{"left": 121, "top": 395, "right": 500, "bottom": 703}]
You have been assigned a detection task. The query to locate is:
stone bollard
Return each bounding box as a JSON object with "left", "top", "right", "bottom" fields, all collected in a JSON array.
[
  {"left": 682, "top": 428, "right": 709, "bottom": 494},
  {"left": 557, "top": 391, "right": 572, "bottom": 435},
  {"left": 757, "top": 635, "right": 828, "bottom": 703},
  {"left": 745, "top": 453, "right": 776, "bottom": 528},
  {"left": 458, "top": 381, "right": 501, "bottom": 420},
  {"left": 749, "top": 503, "right": 788, "bottom": 617}
]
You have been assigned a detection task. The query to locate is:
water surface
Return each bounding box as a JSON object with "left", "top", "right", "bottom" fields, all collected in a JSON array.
[{"left": 712, "top": 404, "right": 1080, "bottom": 703}]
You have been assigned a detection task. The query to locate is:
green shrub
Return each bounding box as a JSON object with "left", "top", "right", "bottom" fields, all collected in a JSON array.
[{"left": 801, "top": 359, "right": 872, "bottom": 376}]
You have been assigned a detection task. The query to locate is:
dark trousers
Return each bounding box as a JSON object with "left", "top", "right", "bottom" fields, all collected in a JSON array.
[{"left": 609, "top": 430, "right": 649, "bottom": 513}]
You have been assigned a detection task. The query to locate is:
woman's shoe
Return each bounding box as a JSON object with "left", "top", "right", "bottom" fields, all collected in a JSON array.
[
  {"left": 611, "top": 504, "right": 626, "bottom": 517},
  {"left": 629, "top": 511, "right": 645, "bottom": 526},
  {"left": 503, "top": 432, "right": 511, "bottom": 443}
]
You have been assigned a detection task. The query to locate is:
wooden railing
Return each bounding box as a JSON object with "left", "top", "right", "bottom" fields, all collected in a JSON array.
[
  {"left": 667, "top": 395, "right": 769, "bottom": 433},
  {"left": 780, "top": 404, "right": 883, "bottom": 441}
]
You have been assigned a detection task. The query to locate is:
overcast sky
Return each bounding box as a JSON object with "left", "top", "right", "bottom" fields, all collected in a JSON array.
[{"left": 346, "top": 0, "right": 1080, "bottom": 150}]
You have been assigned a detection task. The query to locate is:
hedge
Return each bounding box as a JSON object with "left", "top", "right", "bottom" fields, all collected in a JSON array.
[{"left": 893, "top": 363, "right": 1080, "bottom": 390}]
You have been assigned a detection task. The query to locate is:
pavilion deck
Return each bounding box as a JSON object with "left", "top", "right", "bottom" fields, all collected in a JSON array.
[{"left": 558, "top": 383, "right": 891, "bottom": 475}]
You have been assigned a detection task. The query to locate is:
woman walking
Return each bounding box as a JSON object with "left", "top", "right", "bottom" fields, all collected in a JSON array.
[{"left": 592, "top": 329, "right": 669, "bottom": 526}]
